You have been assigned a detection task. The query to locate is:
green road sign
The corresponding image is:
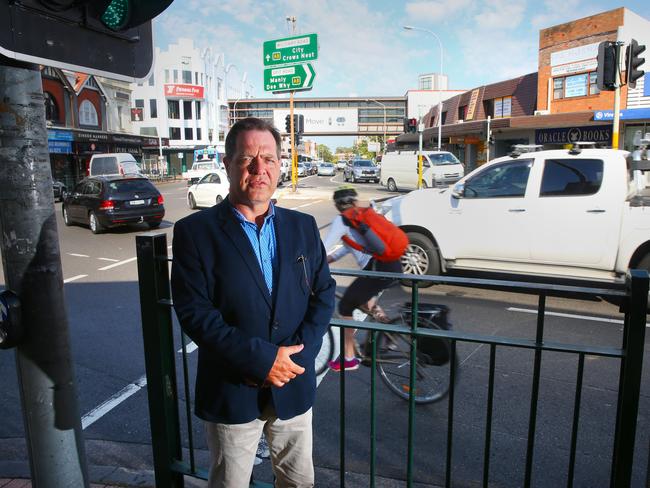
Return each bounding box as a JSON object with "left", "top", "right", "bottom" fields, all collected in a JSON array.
[
  {"left": 264, "top": 63, "right": 316, "bottom": 92},
  {"left": 263, "top": 34, "right": 318, "bottom": 67}
]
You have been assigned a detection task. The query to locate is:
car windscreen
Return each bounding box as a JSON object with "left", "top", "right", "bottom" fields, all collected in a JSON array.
[
  {"left": 353, "top": 160, "right": 373, "bottom": 167},
  {"left": 108, "top": 179, "right": 156, "bottom": 194},
  {"left": 427, "top": 153, "right": 461, "bottom": 165},
  {"left": 92, "top": 157, "right": 117, "bottom": 174}
]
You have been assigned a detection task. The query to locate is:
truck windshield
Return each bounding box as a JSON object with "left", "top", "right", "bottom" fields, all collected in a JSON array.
[{"left": 427, "top": 153, "right": 461, "bottom": 165}]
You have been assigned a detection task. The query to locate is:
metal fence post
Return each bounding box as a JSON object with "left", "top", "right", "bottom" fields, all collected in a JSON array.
[
  {"left": 136, "top": 233, "right": 184, "bottom": 488},
  {"left": 612, "top": 269, "right": 648, "bottom": 487}
]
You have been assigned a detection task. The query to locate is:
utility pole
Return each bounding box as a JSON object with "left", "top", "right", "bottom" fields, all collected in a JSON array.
[
  {"left": 417, "top": 108, "right": 424, "bottom": 189},
  {"left": 0, "top": 61, "right": 89, "bottom": 487},
  {"left": 486, "top": 115, "right": 491, "bottom": 162},
  {"left": 287, "top": 15, "right": 298, "bottom": 191}
]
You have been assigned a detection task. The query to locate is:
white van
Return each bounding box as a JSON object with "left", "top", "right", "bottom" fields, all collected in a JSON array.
[
  {"left": 380, "top": 151, "right": 464, "bottom": 191},
  {"left": 88, "top": 153, "right": 142, "bottom": 177}
]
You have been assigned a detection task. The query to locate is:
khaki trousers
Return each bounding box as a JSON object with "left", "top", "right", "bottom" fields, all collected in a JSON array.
[{"left": 204, "top": 407, "right": 314, "bottom": 488}]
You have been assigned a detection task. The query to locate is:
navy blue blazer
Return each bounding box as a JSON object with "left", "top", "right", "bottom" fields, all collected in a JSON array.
[{"left": 171, "top": 199, "right": 335, "bottom": 424}]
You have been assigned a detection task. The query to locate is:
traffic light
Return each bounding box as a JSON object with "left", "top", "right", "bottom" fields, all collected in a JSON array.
[
  {"left": 596, "top": 41, "right": 617, "bottom": 91},
  {"left": 296, "top": 114, "right": 305, "bottom": 134},
  {"left": 626, "top": 39, "right": 646, "bottom": 89},
  {"left": 408, "top": 118, "right": 418, "bottom": 133},
  {"left": 285, "top": 114, "right": 292, "bottom": 133},
  {"left": 0, "top": 0, "right": 175, "bottom": 80},
  {"left": 487, "top": 131, "right": 494, "bottom": 145}
]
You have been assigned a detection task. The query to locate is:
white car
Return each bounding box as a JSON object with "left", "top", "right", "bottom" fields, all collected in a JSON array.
[
  {"left": 280, "top": 158, "right": 291, "bottom": 182},
  {"left": 318, "top": 162, "right": 336, "bottom": 176},
  {"left": 336, "top": 160, "right": 347, "bottom": 171},
  {"left": 187, "top": 171, "right": 229, "bottom": 209},
  {"left": 297, "top": 163, "right": 308, "bottom": 177}
]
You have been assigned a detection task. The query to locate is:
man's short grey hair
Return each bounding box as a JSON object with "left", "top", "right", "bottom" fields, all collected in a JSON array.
[{"left": 225, "top": 117, "right": 282, "bottom": 159}]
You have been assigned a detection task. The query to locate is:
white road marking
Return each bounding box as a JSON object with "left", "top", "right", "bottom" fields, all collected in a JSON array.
[
  {"left": 68, "top": 253, "right": 89, "bottom": 258},
  {"left": 98, "top": 257, "right": 137, "bottom": 271},
  {"left": 177, "top": 341, "right": 198, "bottom": 354},
  {"left": 81, "top": 375, "right": 147, "bottom": 430},
  {"left": 64, "top": 275, "right": 87, "bottom": 283},
  {"left": 507, "top": 307, "right": 649, "bottom": 327},
  {"left": 97, "top": 257, "right": 119, "bottom": 262},
  {"left": 295, "top": 200, "right": 323, "bottom": 209}
]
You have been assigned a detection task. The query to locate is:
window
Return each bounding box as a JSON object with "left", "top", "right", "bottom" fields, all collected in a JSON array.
[
  {"left": 197, "top": 128, "right": 202, "bottom": 140},
  {"left": 184, "top": 127, "right": 193, "bottom": 140},
  {"left": 196, "top": 101, "right": 201, "bottom": 119},
  {"left": 464, "top": 159, "right": 533, "bottom": 198},
  {"left": 493, "top": 96, "right": 512, "bottom": 118},
  {"left": 183, "top": 100, "right": 192, "bottom": 119},
  {"left": 164, "top": 69, "right": 169, "bottom": 83},
  {"left": 44, "top": 92, "right": 59, "bottom": 121},
  {"left": 219, "top": 130, "right": 225, "bottom": 142},
  {"left": 169, "top": 127, "right": 181, "bottom": 139},
  {"left": 458, "top": 105, "right": 467, "bottom": 120},
  {"left": 553, "top": 72, "right": 599, "bottom": 99},
  {"left": 195, "top": 72, "right": 198, "bottom": 85},
  {"left": 540, "top": 159, "right": 603, "bottom": 196},
  {"left": 148, "top": 73, "right": 154, "bottom": 86},
  {"left": 182, "top": 70, "right": 192, "bottom": 83},
  {"left": 149, "top": 99, "right": 157, "bottom": 118},
  {"left": 79, "top": 100, "right": 98, "bottom": 126},
  {"left": 135, "top": 99, "right": 144, "bottom": 108},
  {"left": 168, "top": 100, "right": 180, "bottom": 119},
  {"left": 173, "top": 70, "right": 178, "bottom": 83}
]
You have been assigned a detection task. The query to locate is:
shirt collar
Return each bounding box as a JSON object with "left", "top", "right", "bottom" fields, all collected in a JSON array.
[{"left": 229, "top": 198, "right": 275, "bottom": 226}]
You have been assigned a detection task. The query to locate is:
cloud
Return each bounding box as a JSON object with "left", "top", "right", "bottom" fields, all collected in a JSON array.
[
  {"left": 405, "top": 0, "right": 473, "bottom": 23},
  {"left": 530, "top": 0, "right": 601, "bottom": 29},
  {"left": 475, "top": 0, "right": 526, "bottom": 30}
]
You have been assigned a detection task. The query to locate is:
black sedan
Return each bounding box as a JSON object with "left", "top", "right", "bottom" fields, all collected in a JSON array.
[
  {"left": 52, "top": 180, "right": 66, "bottom": 202},
  {"left": 62, "top": 176, "right": 164, "bottom": 234}
]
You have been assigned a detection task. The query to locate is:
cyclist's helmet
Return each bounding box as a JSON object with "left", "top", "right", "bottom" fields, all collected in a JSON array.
[{"left": 333, "top": 185, "right": 358, "bottom": 211}]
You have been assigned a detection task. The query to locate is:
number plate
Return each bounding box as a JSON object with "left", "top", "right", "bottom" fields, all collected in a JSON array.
[{"left": 130, "top": 199, "right": 145, "bottom": 206}]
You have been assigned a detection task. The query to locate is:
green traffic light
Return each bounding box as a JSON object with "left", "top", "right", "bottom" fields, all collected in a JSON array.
[{"left": 100, "top": 0, "right": 131, "bottom": 31}]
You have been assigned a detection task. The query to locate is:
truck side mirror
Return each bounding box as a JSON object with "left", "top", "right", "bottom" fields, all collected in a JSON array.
[
  {"left": 452, "top": 183, "right": 465, "bottom": 199},
  {"left": 0, "top": 290, "right": 22, "bottom": 349}
]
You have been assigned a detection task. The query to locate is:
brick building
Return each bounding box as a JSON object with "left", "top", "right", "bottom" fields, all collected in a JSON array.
[{"left": 396, "top": 7, "right": 650, "bottom": 169}]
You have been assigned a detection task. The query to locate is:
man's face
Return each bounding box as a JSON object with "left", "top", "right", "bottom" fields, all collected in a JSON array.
[{"left": 224, "top": 129, "right": 280, "bottom": 207}]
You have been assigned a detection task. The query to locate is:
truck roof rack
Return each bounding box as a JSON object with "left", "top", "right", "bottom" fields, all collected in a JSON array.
[
  {"left": 509, "top": 144, "right": 543, "bottom": 158},
  {"left": 569, "top": 141, "right": 597, "bottom": 155}
]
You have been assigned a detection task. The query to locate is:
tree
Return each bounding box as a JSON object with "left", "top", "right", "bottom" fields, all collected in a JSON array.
[{"left": 316, "top": 144, "right": 335, "bottom": 162}]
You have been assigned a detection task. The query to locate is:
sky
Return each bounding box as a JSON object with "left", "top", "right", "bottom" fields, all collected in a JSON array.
[{"left": 153, "top": 0, "right": 650, "bottom": 149}]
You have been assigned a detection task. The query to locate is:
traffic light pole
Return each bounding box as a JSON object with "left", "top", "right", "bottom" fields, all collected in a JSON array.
[
  {"left": 290, "top": 91, "right": 297, "bottom": 192},
  {"left": 0, "top": 60, "right": 89, "bottom": 487},
  {"left": 612, "top": 42, "right": 622, "bottom": 149}
]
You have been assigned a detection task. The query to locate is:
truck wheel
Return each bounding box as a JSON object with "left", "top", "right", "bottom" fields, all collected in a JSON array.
[
  {"left": 400, "top": 232, "right": 441, "bottom": 288},
  {"left": 216, "top": 195, "right": 223, "bottom": 204},
  {"left": 387, "top": 178, "right": 398, "bottom": 192},
  {"left": 188, "top": 193, "right": 197, "bottom": 209},
  {"left": 63, "top": 206, "right": 72, "bottom": 226}
]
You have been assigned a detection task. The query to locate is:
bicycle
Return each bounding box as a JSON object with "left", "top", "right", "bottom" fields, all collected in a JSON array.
[{"left": 315, "top": 293, "right": 458, "bottom": 404}]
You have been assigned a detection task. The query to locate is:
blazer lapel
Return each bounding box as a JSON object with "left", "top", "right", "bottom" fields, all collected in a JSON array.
[{"left": 216, "top": 203, "right": 272, "bottom": 308}]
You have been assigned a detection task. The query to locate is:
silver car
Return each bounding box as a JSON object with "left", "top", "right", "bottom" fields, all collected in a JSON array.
[
  {"left": 344, "top": 159, "right": 379, "bottom": 183},
  {"left": 318, "top": 162, "right": 336, "bottom": 176}
]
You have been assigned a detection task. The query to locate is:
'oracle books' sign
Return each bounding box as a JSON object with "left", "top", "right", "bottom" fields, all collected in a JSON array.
[{"left": 164, "top": 84, "right": 205, "bottom": 99}]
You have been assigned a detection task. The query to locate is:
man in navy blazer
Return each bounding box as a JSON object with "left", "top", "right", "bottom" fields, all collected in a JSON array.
[{"left": 171, "top": 117, "right": 335, "bottom": 487}]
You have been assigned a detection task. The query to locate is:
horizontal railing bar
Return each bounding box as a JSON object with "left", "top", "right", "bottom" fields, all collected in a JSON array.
[
  {"left": 158, "top": 298, "right": 173, "bottom": 306},
  {"left": 330, "top": 318, "right": 624, "bottom": 358},
  {"left": 330, "top": 268, "right": 627, "bottom": 297}
]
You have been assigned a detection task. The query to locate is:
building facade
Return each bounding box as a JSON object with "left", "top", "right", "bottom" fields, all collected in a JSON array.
[
  {"left": 396, "top": 7, "right": 650, "bottom": 170},
  {"left": 130, "top": 38, "right": 251, "bottom": 175}
]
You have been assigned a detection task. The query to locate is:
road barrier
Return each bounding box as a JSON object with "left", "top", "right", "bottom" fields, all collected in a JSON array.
[{"left": 136, "top": 232, "right": 648, "bottom": 487}]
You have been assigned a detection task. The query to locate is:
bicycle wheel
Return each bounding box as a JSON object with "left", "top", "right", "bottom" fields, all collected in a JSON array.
[
  {"left": 315, "top": 328, "right": 335, "bottom": 376},
  {"left": 376, "top": 320, "right": 456, "bottom": 404}
]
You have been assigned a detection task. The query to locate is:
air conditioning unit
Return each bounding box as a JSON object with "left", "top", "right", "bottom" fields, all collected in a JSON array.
[{"left": 534, "top": 110, "right": 550, "bottom": 116}]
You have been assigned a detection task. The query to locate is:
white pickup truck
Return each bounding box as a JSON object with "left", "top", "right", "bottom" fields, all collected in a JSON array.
[
  {"left": 375, "top": 146, "right": 650, "bottom": 290},
  {"left": 182, "top": 160, "right": 224, "bottom": 186}
]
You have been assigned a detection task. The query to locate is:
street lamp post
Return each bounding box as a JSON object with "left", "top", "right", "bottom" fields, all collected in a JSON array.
[
  {"left": 403, "top": 25, "right": 443, "bottom": 151},
  {"left": 366, "top": 98, "right": 387, "bottom": 153}
]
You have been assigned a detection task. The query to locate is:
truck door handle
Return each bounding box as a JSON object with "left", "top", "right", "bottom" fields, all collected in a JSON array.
[
  {"left": 586, "top": 209, "right": 606, "bottom": 213},
  {"left": 508, "top": 208, "right": 526, "bottom": 212}
]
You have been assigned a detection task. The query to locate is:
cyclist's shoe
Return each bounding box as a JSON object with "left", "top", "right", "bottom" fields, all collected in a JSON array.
[{"left": 328, "top": 357, "right": 361, "bottom": 372}]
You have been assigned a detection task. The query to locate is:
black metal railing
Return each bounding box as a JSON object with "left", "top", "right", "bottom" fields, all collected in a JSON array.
[{"left": 136, "top": 233, "right": 648, "bottom": 488}]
